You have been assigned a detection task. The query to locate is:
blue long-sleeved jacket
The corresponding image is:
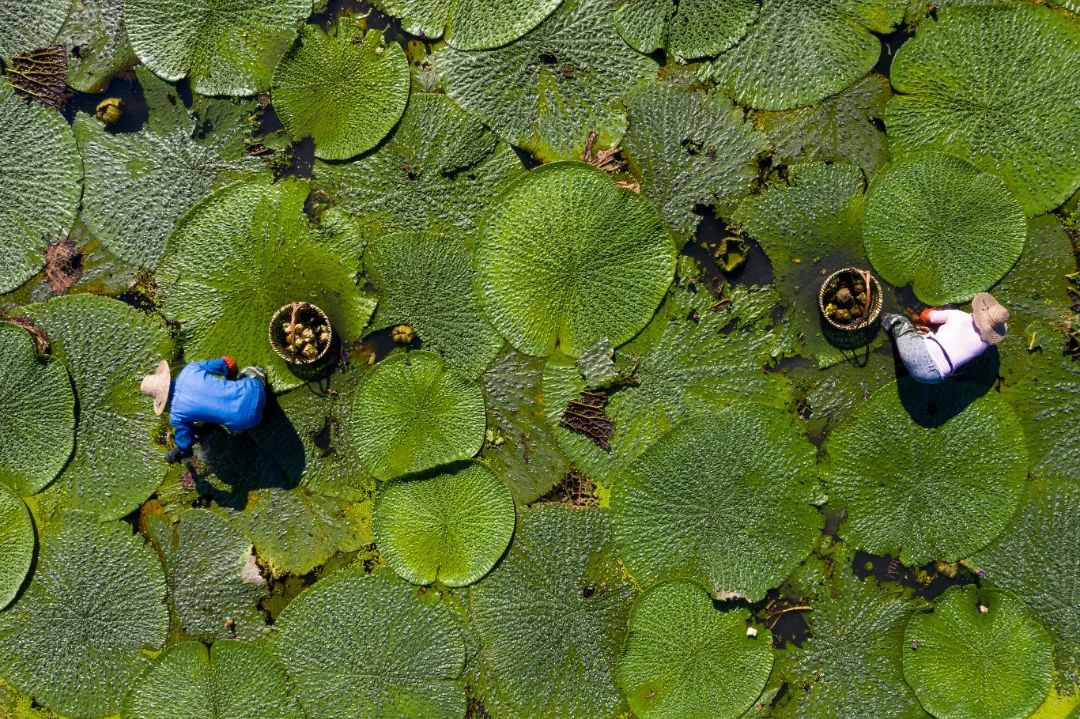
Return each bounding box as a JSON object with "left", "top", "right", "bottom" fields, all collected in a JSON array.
[{"left": 169, "top": 358, "right": 266, "bottom": 451}]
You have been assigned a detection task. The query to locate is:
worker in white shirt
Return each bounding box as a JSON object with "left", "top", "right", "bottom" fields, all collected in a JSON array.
[{"left": 881, "top": 293, "right": 1009, "bottom": 384}]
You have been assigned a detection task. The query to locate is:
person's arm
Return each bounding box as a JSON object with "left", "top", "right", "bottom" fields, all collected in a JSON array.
[
  {"left": 925, "top": 309, "right": 952, "bottom": 325},
  {"left": 195, "top": 356, "right": 238, "bottom": 378},
  {"left": 166, "top": 420, "right": 196, "bottom": 463}
]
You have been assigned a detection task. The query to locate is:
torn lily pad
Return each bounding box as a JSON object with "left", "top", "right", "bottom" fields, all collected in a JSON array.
[
  {"left": 378, "top": 0, "right": 563, "bottom": 49},
  {"left": 272, "top": 22, "right": 409, "bottom": 160},
  {"left": 612, "top": 406, "right": 822, "bottom": 601},
  {"left": 904, "top": 586, "right": 1053, "bottom": 719},
  {"left": 825, "top": 379, "right": 1028, "bottom": 565},
  {"left": 0, "top": 323, "right": 74, "bottom": 497},
  {"left": 863, "top": 152, "right": 1026, "bottom": 305},
  {"left": 0, "top": 77, "right": 82, "bottom": 294},
  {"left": 434, "top": 0, "right": 658, "bottom": 161},
  {"left": 0, "top": 511, "right": 168, "bottom": 718},
  {"left": 374, "top": 462, "right": 514, "bottom": 587},
  {"left": 616, "top": 0, "right": 758, "bottom": 60},
  {"left": 476, "top": 162, "right": 676, "bottom": 357},
  {"left": 617, "top": 581, "right": 773, "bottom": 719},
  {"left": 123, "top": 0, "right": 311, "bottom": 96},
  {"left": 25, "top": 295, "right": 174, "bottom": 520},
  {"left": 0, "top": 484, "right": 32, "bottom": 611},
  {"left": 57, "top": 0, "right": 137, "bottom": 93},
  {"left": 121, "top": 640, "right": 303, "bottom": 719},
  {"left": 272, "top": 570, "right": 466, "bottom": 719},
  {"left": 0, "top": 0, "right": 69, "bottom": 58},
  {"left": 158, "top": 176, "right": 375, "bottom": 391},
  {"left": 886, "top": 2, "right": 1080, "bottom": 214}
]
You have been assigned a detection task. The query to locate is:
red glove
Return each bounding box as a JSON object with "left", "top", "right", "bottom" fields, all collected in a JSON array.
[
  {"left": 918, "top": 308, "right": 937, "bottom": 325},
  {"left": 223, "top": 355, "right": 238, "bottom": 378}
]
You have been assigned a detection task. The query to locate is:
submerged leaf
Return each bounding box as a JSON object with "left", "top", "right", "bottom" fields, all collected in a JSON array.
[
  {"left": 377, "top": 0, "right": 563, "bottom": 49},
  {"left": 0, "top": 484, "right": 32, "bottom": 611},
  {"left": 615, "top": 0, "right": 758, "bottom": 60}
]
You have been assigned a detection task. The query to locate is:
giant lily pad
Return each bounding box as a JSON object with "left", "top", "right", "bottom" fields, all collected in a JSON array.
[
  {"left": 158, "top": 176, "right": 375, "bottom": 391},
  {"left": 825, "top": 379, "right": 1028, "bottom": 565},
  {"left": 0, "top": 484, "right": 32, "bottom": 611},
  {"left": 25, "top": 295, "right": 174, "bottom": 520},
  {"left": 124, "top": 0, "right": 310, "bottom": 96},
  {"left": 616, "top": 581, "right": 773, "bottom": 719},
  {"left": 271, "top": 569, "right": 466, "bottom": 719},
  {"left": 904, "top": 585, "right": 1053, "bottom": 719},
  {"left": 0, "top": 511, "right": 168, "bottom": 718},
  {"left": 476, "top": 162, "right": 676, "bottom": 357},
  {"left": 0, "top": 323, "right": 74, "bottom": 497},
  {"left": 863, "top": 152, "right": 1026, "bottom": 305},
  {"left": 886, "top": 2, "right": 1080, "bottom": 215},
  {"left": 314, "top": 92, "right": 524, "bottom": 240},
  {"left": 374, "top": 462, "right": 514, "bottom": 587},
  {"left": 347, "top": 351, "right": 485, "bottom": 481},
  {"left": 57, "top": 0, "right": 137, "bottom": 93},
  {"left": 365, "top": 230, "right": 502, "bottom": 378},
  {"left": 434, "top": 0, "right": 658, "bottom": 161},
  {"left": 272, "top": 22, "right": 409, "bottom": 160},
  {"left": 377, "top": 0, "right": 563, "bottom": 49},
  {"left": 612, "top": 406, "right": 822, "bottom": 601},
  {"left": 1000, "top": 350, "right": 1080, "bottom": 483},
  {"left": 615, "top": 0, "right": 758, "bottom": 60},
  {"left": 0, "top": 0, "right": 69, "bottom": 57},
  {"left": 0, "top": 77, "right": 82, "bottom": 294},
  {"left": 121, "top": 640, "right": 303, "bottom": 719},
  {"left": 622, "top": 81, "right": 769, "bottom": 242},
  {"left": 75, "top": 66, "right": 260, "bottom": 269},
  {"left": 699, "top": 0, "right": 904, "bottom": 110},
  {"left": 470, "top": 506, "right": 637, "bottom": 719}
]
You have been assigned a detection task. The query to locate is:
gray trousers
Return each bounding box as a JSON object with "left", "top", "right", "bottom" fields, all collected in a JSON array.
[{"left": 882, "top": 314, "right": 944, "bottom": 384}]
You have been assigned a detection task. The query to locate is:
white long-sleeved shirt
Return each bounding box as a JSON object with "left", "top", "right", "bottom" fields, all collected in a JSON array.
[{"left": 923, "top": 309, "right": 991, "bottom": 376}]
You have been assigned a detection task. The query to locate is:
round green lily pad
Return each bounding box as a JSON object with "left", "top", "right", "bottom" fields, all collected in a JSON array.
[
  {"left": 0, "top": 323, "right": 74, "bottom": 497},
  {"left": 0, "top": 510, "right": 168, "bottom": 718},
  {"left": 886, "top": 3, "right": 1080, "bottom": 215},
  {"left": 863, "top": 152, "right": 1026, "bottom": 305},
  {"left": 272, "top": 22, "right": 409, "bottom": 161},
  {"left": 0, "top": 484, "right": 32, "bottom": 611},
  {"left": 617, "top": 581, "right": 773, "bottom": 719},
  {"left": 348, "top": 351, "right": 486, "bottom": 481},
  {"left": 0, "top": 0, "right": 70, "bottom": 57},
  {"left": 476, "top": 162, "right": 676, "bottom": 358},
  {"left": 271, "top": 569, "right": 466, "bottom": 719},
  {"left": 124, "top": 0, "right": 311, "bottom": 96},
  {"left": 825, "top": 379, "right": 1028, "bottom": 565},
  {"left": 375, "top": 462, "right": 514, "bottom": 587},
  {"left": 122, "top": 640, "right": 303, "bottom": 719},
  {"left": 616, "top": 0, "right": 758, "bottom": 60},
  {"left": 379, "top": 0, "right": 563, "bottom": 50},
  {"left": 904, "top": 586, "right": 1053, "bottom": 719},
  {"left": 611, "top": 405, "right": 822, "bottom": 601},
  {"left": 0, "top": 77, "right": 82, "bottom": 294}
]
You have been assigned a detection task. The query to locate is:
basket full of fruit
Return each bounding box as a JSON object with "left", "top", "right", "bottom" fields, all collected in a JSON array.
[
  {"left": 269, "top": 302, "right": 333, "bottom": 366},
  {"left": 818, "top": 267, "right": 883, "bottom": 332}
]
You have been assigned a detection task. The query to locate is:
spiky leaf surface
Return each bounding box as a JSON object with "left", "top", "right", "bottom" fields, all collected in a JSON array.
[
  {"left": 0, "top": 485, "right": 32, "bottom": 611},
  {"left": 1000, "top": 350, "right": 1080, "bottom": 483},
  {"left": 615, "top": 0, "right": 758, "bottom": 60},
  {"left": 58, "top": 0, "right": 137, "bottom": 93},
  {"left": 377, "top": 0, "right": 563, "bottom": 49},
  {"left": 0, "top": 0, "right": 69, "bottom": 57}
]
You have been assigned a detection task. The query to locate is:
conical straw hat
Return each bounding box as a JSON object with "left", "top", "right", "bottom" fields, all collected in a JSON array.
[{"left": 139, "top": 360, "right": 171, "bottom": 416}]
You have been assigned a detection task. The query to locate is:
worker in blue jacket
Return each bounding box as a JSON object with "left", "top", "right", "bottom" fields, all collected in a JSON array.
[{"left": 140, "top": 357, "right": 267, "bottom": 463}]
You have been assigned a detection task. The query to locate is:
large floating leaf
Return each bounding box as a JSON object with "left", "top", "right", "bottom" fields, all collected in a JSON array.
[
  {"left": 612, "top": 406, "right": 821, "bottom": 601},
  {"left": 886, "top": 2, "right": 1080, "bottom": 214},
  {"left": 0, "top": 323, "right": 74, "bottom": 497},
  {"left": 0, "top": 484, "right": 32, "bottom": 611},
  {"left": 476, "top": 162, "right": 676, "bottom": 357},
  {"left": 622, "top": 81, "right": 768, "bottom": 242},
  {"left": 365, "top": 230, "right": 502, "bottom": 378},
  {"left": 124, "top": 0, "right": 310, "bottom": 96},
  {"left": 1000, "top": 350, "right": 1080, "bottom": 484},
  {"left": 825, "top": 379, "right": 1028, "bottom": 565},
  {"left": 158, "top": 176, "right": 375, "bottom": 391},
  {"left": 57, "top": 0, "right": 137, "bottom": 93},
  {"left": 0, "top": 511, "right": 168, "bottom": 718},
  {"left": 272, "top": 22, "right": 409, "bottom": 160},
  {"left": 434, "top": 0, "right": 659, "bottom": 161},
  {"left": 470, "top": 506, "right": 637, "bottom": 719},
  {"left": 146, "top": 509, "right": 268, "bottom": 642},
  {"left": 863, "top": 152, "right": 1026, "bottom": 305},
  {"left": 377, "top": 0, "right": 563, "bottom": 49},
  {"left": 0, "top": 77, "right": 82, "bottom": 294},
  {"left": 25, "top": 295, "right": 174, "bottom": 520},
  {"left": 374, "top": 462, "right": 514, "bottom": 587},
  {"left": 904, "top": 585, "right": 1053, "bottom": 719},
  {"left": 75, "top": 66, "right": 260, "bottom": 269},
  {"left": 272, "top": 570, "right": 466, "bottom": 719},
  {"left": 973, "top": 477, "right": 1080, "bottom": 686},
  {"left": 0, "top": 0, "right": 69, "bottom": 57},
  {"left": 122, "top": 640, "right": 302, "bottom": 719},
  {"left": 347, "top": 351, "right": 486, "bottom": 481},
  {"left": 615, "top": 0, "right": 758, "bottom": 60},
  {"left": 617, "top": 581, "right": 773, "bottom": 719},
  {"left": 699, "top": 0, "right": 903, "bottom": 110}
]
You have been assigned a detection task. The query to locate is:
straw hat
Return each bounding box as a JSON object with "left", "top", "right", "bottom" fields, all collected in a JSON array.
[
  {"left": 140, "top": 360, "right": 171, "bottom": 416},
  {"left": 971, "top": 293, "right": 1009, "bottom": 345}
]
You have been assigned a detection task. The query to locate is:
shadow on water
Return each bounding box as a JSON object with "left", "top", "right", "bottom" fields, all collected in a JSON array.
[{"left": 62, "top": 71, "right": 152, "bottom": 131}]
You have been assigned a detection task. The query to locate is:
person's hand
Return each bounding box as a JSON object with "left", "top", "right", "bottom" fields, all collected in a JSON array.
[
  {"left": 223, "top": 355, "right": 238, "bottom": 378},
  {"left": 918, "top": 308, "right": 938, "bottom": 325},
  {"left": 165, "top": 446, "right": 192, "bottom": 464}
]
